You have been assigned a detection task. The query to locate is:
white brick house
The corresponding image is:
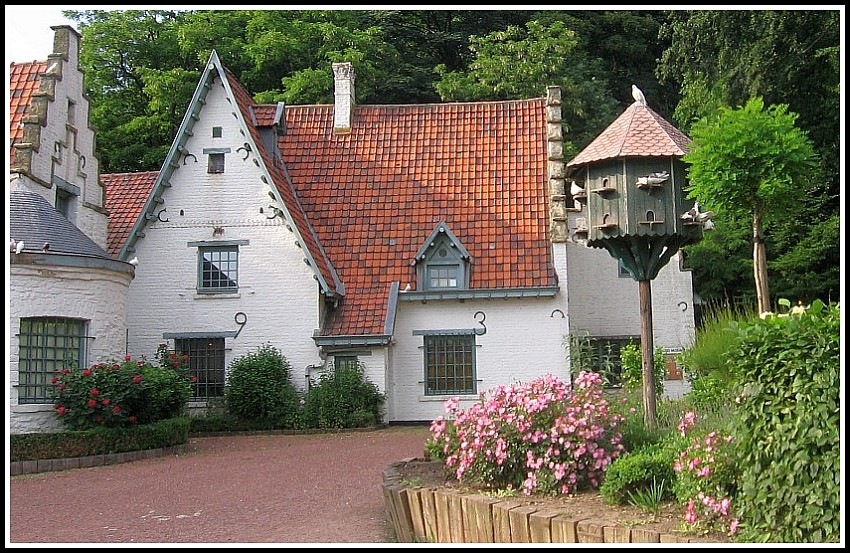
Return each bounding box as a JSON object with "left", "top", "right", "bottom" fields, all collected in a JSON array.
[
  {"left": 8, "top": 26, "right": 135, "bottom": 433},
  {"left": 103, "top": 51, "right": 697, "bottom": 423}
]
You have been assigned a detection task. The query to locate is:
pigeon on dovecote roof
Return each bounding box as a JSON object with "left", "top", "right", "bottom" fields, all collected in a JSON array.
[
  {"left": 129, "top": 257, "right": 140, "bottom": 267},
  {"left": 632, "top": 84, "right": 647, "bottom": 106},
  {"left": 15, "top": 241, "right": 25, "bottom": 254}
]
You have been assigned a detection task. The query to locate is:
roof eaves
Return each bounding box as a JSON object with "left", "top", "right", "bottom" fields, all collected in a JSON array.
[{"left": 118, "top": 51, "right": 218, "bottom": 260}]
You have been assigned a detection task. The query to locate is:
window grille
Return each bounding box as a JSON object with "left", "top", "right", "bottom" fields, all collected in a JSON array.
[
  {"left": 424, "top": 334, "right": 476, "bottom": 395},
  {"left": 17, "top": 317, "right": 87, "bottom": 404},
  {"left": 198, "top": 246, "right": 238, "bottom": 292},
  {"left": 174, "top": 337, "right": 225, "bottom": 400}
]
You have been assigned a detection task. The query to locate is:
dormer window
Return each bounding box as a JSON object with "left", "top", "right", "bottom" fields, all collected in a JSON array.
[{"left": 414, "top": 222, "right": 471, "bottom": 291}]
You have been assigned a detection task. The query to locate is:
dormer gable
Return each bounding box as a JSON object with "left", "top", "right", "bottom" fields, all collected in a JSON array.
[{"left": 413, "top": 222, "right": 471, "bottom": 291}]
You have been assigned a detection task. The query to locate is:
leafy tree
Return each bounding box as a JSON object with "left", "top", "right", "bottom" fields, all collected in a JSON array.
[
  {"left": 434, "top": 19, "right": 619, "bottom": 160},
  {"left": 65, "top": 9, "right": 199, "bottom": 172},
  {"left": 683, "top": 97, "right": 819, "bottom": 314},
  {"left": 657, "top": 10, "right": 840, "bottom": 304}
]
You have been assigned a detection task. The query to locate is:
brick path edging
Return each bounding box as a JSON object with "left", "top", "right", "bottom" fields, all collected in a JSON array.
[
  {"left": 9, "top": 444, "right": 188, "bottom": 477},
  {"left": 382, "top": 459, "right": 719, "bottom": 544}
]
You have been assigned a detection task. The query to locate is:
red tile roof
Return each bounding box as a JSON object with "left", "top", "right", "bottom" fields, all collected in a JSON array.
[
  {"left": 102, "top": 171, "right": 159, "bottom": 256},
  {"left": 225, "top": 68, "right": 342, "bottom": 297},
  {"left": 279, "top": 99, "right": 555, "bottom": 336},
  {"left": 567, "top": 101, "right": 691, "bottom": 167},
  {"left": 8, "top": 61, "right": 47, "bottom": 159}
]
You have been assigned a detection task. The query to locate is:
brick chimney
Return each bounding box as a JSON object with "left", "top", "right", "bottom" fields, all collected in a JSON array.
[{"left": 332, "top": 62, "right": 355, "bottom": 134}]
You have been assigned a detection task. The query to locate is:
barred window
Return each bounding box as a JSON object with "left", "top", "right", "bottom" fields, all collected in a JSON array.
[
  {"left": 198, "top": 246, "right": 238, "bottom": 293},
  {"left": 424, "top": 334, "right": 476, "bottom": 396},
  {"left": 175, "top": 337, "right": 225, "bottom": 400},
  {"left": 334, "top": 355, "right": 359, "bottom": 371},
  {"left": 18, "top": 317, "right": 87, "bottom": 404},
  {"left": 572, "top": 336, "right": 638, "bottom": 388}
]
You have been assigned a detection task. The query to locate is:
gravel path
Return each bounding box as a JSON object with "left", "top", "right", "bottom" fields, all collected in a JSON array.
[{"left": 8, "top": 425, "right": 432, "bottom": 544}]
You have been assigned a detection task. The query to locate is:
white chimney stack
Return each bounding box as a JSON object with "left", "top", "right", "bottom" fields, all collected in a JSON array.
[{"left": 332, "top": 62, "right": 355, "bottom": 134}]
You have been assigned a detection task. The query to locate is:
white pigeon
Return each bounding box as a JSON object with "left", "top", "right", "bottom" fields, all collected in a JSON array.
[
  {"left": 403, "top": 283, "right": 412, "bottom": 292},
  {"left": 10, "top": 239, "right": 16, "bottom": 252},
  {"left": 632, "top": 84, "right": 647, "bottom": 106},
  {"left": 128, "top": 257, "right": 140, "bottom": 266},
  {"left": 15, "top": 241, "right": 25, "bottom": 254},
  {"left": 569, "top": 181, "right": 584, "bottom": 197},
  {"left": 703, "top": 219, "right": 716, "bottom": 231}
]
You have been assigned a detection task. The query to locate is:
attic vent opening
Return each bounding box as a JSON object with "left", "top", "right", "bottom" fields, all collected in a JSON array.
[
  {"left": 212, "top": 126, "right": 222, "bottom": 138},
  {"left": 208, "top": 153, "right": 225, "bottom": 174}
]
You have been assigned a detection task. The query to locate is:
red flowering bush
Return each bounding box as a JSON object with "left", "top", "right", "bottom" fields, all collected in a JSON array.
[
  {"left": 52, "top": 349, "right": 192, "bottom": 430},
  {"left": 428, "top": 372, "right": 625, "bottom": 495}
]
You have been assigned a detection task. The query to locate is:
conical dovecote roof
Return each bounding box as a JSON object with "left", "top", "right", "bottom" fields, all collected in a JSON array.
[{"left": 567, "top": 101, "right": 691, "bottom": 166}]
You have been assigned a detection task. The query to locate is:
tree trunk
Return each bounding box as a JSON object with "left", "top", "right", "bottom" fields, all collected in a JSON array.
[
  {"left": 753, "top": 210, "right": 771, "bottom": 314},
  {"left": 639, "top": 279, "right": 657, "bottom": 430}
]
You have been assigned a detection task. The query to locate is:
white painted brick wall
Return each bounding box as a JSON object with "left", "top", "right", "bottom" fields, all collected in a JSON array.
[
  {"left": 565, "top": 228, "right": 696, "bottom": 349},
  {"left": 9, "top": 264, "right": 132, "bottom": 434},
  {"left": 389, "top": 294, "right": 570, "bottom": 422},
  {"left": 25, "top": 29, "right": 108, "bottom": 250},
  {"left": 125, "top": 81, "right": 324, "bottom": 390}
]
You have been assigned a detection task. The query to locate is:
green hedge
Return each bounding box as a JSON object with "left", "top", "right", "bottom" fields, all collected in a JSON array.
[
  {"left": 727, "top": 300, "right": 840, "bottom": 543},
  {"left": 10, "top": 417, "right": 190, "bottom": 462}
]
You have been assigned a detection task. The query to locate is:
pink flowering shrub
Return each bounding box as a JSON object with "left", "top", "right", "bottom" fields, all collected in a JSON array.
[
  {"left": 673, "top": 411, "right": 739, "bottom": 536},
  {"left": 428, "top": 371, "right": 625, "bottom": 496}
]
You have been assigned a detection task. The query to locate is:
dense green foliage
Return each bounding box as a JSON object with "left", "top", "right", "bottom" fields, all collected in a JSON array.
[
  {"left": 600, "top": 443, "right": 677, "bottom": 506},
  {"left": 657, "top": 10, "right": 840, "bottom": 308},
  {"left": 303, "top": 362, "right": 385, "bottom": 429},
  {"left": 224, "top": 343, "right": 301, "bottom": 424},
  {"left": 11, "top": 417, "right": 190, "bottom": 461},
  {"left": 726, "top": 301, "right": 840, "bottom": 542},
  {"left": 618, "top": 342, "right": 665, "bottom": 398}
]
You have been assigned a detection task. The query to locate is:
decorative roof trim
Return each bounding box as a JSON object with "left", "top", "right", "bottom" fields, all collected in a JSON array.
[
  {"left": 412, "top": 221, "right": 472, "bottom": 264},
  {"left": 312, "top": 334, "right": 393, "bottom": 347},
  {"left": 10, "top": 251, "right": 136, "bottom": 275},
  {"left": 384, "top": 281, "right": 400, "bottom": 336},
  {"left": 399, "top": 287, "right": 560, "bottom": 302}
]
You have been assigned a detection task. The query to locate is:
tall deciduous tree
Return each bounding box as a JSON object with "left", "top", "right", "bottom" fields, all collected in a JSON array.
[{"left": 683, "top": 97, "right": 818, "bottom": 314}]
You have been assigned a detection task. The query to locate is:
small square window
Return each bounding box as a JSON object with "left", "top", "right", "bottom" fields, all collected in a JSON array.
[
  {"left": 208, "top": 152, "right": 225, "bottom": 173},
  {"left": 427, "top": 265, "right": 459, "bottom": 289},
  {"left": 212, "top": 126, "right": 222, "bottom": 138},
  {"left": 198, "top": 246, "right": 238, "bottom": 292}
]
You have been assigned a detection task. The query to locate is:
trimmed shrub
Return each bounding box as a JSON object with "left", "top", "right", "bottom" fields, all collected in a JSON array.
[
  {"left": 225, "top": 343, "right": 302, "bottom": 424},
  {"left": 303, "top": 362, "right": 385, "bottom": 429},
  {"left": 11, "top": 417, "right": 190, "bottom": 461},
  {"left": 600, "top": 442, "right": 677, "bottom": 505},
  {"left": 727, "top": 300, "right": 840, "bottom": 543}
]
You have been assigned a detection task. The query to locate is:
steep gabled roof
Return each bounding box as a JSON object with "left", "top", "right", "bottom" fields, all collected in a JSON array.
[
  {"left": 566, "top": 101, "right": 692, "bottom": 167},
  {"left": 8, "top": 61, "right": 47, "bottom": 160},
  {"left": 278, "top": 98, "right": 555, "bottom": 337},
  {"left": 101, "top": 171, "right": 159, "bottom": 257},
  {"left": 115, "top": 51, "right": 342, "bottom": 298}
]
